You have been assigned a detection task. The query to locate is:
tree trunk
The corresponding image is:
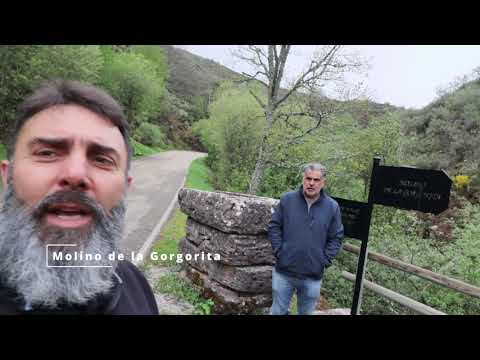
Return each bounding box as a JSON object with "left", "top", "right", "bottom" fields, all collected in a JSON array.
[
  {"left": 248, "top": 110, "right": 274, "bottom": 195},
  {"left": 248, "top": 151, "right": 267, "bottom": 195}
]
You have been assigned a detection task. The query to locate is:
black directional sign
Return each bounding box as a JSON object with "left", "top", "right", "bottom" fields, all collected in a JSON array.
[
  {"left": 372, "top": 165, "right": 452, "bottom": 215},
  {"left": 330, "top": 158, "right": 453, "bottom": 315},
  {"left": 332, "top": 197, "right": 370, "bottom": 241}
]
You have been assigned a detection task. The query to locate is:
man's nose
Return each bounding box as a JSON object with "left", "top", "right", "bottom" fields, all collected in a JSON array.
[{"left": 58, "top": 153, "right": 92, "bottom": 191}]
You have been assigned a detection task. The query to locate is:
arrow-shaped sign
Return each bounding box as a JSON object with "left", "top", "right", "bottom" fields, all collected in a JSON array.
[{"left": 372, "top": 165, "right": 452, "bottom": 214}]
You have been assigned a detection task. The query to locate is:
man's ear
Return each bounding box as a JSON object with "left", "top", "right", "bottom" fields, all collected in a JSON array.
[
  {"left": 127, "top": 174, "right": 133, "bottom": 189},
  {"left": 1, "top": 160, "right": 10, "bottom": 189}
]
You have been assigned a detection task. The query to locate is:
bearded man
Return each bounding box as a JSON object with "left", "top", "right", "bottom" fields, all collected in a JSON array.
[{"left": 0, "top": 80, "right": 159, "bottom": 315}]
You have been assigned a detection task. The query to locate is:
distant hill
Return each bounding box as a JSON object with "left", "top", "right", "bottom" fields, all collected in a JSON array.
[
  {"left": 401, "top": 77, "right": 480, "bottom": 175},
  {"left": 160, "top": 45, "right": 403, "bottom": 120},
  {"left": 159, "top": 45, "right": 241, "bottom": 101}
]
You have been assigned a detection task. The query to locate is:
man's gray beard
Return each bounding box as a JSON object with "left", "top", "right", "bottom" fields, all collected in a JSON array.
[{"left": 0, "top": 183, "right": 126, "bottom": 309}]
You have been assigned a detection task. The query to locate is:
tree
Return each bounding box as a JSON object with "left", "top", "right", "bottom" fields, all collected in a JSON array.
[
  {"left": 28, "top": 45, "right": 103, "bottom": 85},
  {"left": 0, "top": 46, "right": 40, "bottom": 142},
  {"left": 99, "top": 51, "right": 165, "bottom": 129},
  {"left": 0, "top": 45, "right": 104, "bottom": 144},
  {"left": 193, "top": 82, "right": 264, "bottom": 191},
  {"left": 233, "top": 45, "right": 365, "bottom": 194}
]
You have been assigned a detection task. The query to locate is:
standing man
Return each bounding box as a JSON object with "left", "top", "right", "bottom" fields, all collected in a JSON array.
[
  {"left": 0, "top": 80, "right": 159, "bottom": 315},
  {"left": 268, "top": 163, "right": 344, "bottom": 315}
]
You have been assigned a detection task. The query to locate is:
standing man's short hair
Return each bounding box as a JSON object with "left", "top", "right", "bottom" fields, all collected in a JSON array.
[
  {"left": 302, "top": 163, "right": 327, "bottom": 178},
  {"left": 7, "top": 79, "right": 132, "bottom": 170}
]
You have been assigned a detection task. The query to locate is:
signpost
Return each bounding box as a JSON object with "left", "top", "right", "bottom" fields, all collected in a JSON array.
[
  {"left": 331, "top": 197, "right": 370, "bottom": 241},
  {"left": 336, "top": 157, "right": 452, "bottom": 315},
  {"left": 372, "top": 166, "right": 452, "bottom": 215}
]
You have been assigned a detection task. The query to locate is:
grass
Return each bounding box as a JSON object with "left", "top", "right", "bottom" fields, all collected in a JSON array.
[
  {"left": 147, "top": 209, "right": 187, "bottom": 267},
  {"left": 0, "top": 143, "right": 5, "bottom": 191},
  {"left": 185, "top": 157, "right": 214, "bottom": 191},
  {"left": 0, "top": 143, "right": 6, "bottom": 160},
  {"left": 131, "top": 138, "right": 164, "bottom": 159},
  {"left": 154, "top": 273, "right": 214, "bottom": 315}
]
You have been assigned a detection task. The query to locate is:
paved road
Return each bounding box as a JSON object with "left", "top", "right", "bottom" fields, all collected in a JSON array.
[{"left": 120, "top": 150, "right": 206, "bottom": 255}]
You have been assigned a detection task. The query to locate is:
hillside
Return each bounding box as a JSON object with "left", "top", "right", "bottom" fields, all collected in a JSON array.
[
  {"left": 159, "top": 45, "right": 241, "bottom": 101},
  {"left": 160, "top": 45, "right": 403, "bottom": 123},
  {"left": 401, "top": 77, "right": 480, "bottom": 177}
]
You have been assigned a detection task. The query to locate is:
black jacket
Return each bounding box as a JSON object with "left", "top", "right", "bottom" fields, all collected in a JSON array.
[
  {"left": 0, "top": 260, "right": 159, "bottom": 315},
  {"left": 268, "top": 187, "right": 344, "bottom": 280}
]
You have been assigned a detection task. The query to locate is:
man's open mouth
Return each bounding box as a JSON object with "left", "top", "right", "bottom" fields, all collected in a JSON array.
[{"left": 45, "top": 203, "right": 94, "bottom": 228}]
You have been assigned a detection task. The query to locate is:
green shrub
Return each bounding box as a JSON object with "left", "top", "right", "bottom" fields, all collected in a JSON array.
[
  {"left": 133, "top": 122, "right": 167, "bottom": 148},
  {"left": 0, "top": 46, "right": 104, "bottom": 142},
  {"left": 0, "top": 143, "right": 6, "bottom": 160},
  {"left": 185, "top": 157, "right": 214, "bottom": 191},
  {"left": 130, "top": 138, "right": 160, "bottom": 158},
  {"left": 99, "top": 50, "right": 165, "bottom": 129}
]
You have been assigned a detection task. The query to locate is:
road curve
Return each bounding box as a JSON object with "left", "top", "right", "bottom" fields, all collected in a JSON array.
[{"left": 120, "top": 150, "right": 206, "bottom": 255}]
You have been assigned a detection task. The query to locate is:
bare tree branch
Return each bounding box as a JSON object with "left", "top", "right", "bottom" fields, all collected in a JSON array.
[
  {"left": 274, "top": 46, "right": 341, "bottom": 109},
  {"left": 233, "top": 71, "right": 269, "bottom": 89},
  {"left": 248, "top": 88, "right": 266, "bottom": 109}
]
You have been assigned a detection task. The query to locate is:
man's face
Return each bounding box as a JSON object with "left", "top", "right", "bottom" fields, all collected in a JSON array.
[
  {"left": 1, "top": 104, "right": 132, "bottom": 234},
  {"left": 0, "top": 104, "right": 133, "bottom": 308},
  {"left": 303, "top": 170, "right": 325, "bottom": 199}
]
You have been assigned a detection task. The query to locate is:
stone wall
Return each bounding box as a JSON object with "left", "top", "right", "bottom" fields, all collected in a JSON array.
[{"left": 177, "top": 188, "right": 279, "bottom": 314}]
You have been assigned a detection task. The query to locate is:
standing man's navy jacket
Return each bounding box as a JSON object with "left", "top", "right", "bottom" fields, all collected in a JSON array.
[{"left": 268, "top": 187, "right": 344, "bottom": 280}]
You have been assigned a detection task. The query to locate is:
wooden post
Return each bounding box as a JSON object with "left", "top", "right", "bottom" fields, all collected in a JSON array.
[
  {"left": 342, "top": 271, "right": 446, "bottom": 315},
  {"left": 343, "top": 243, "right": 480, "bottom": 299}
]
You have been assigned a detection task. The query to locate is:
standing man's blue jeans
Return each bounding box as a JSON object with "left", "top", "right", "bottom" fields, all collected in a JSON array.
[{"left": 270, "top": 267, "right": 322, "bottom": 315}]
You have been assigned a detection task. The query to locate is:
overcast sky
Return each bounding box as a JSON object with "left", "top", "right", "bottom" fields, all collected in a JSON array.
[{"left": 175, "top": 45, "right": 480, "bottom": 109}]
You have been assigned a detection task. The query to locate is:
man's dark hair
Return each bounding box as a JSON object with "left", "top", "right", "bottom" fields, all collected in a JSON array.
[{"left": 8, "top": 79, "right": 132, "bottom": 171}]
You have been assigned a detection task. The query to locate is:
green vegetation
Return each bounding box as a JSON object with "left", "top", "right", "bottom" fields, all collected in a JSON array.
[
  {"left": 323, "top": 202, "right": 480, "bottom": 315},
  {"left": 149, "top": 210, "right": 187, "bottom": 267},
  {"left": 193, "top": 82, "right": 264, "bottom": 192},
  {"left": 0, "top": 45, "right": 203, "bottom": 153},
  {"left": 99, "top": 48, "right": 166, "bottom": 129},
  {"left": 133, "top": 122, "right": 168, "bottom": 149},
  {"left": 160, "top": 45, "right": 239, "bottom": 102},
  {"left": 185, "top": 157, "right": 214, "bottom": 191},
  {"left": 131, "top": 138, "right": 164, "bottom": 159},
  {"left": 194, "top": 71, "right": 480, "bottom": 315},
  {"left": 154, "top": 273, "right": 215, "bottom": 315},
  {"left": 0, "top": 143, "right": 5, "bottom": 160},
  {"left": 403, "top": 79, "right": 480, "bottom": 175},
  {"left": 0, "top": 143, "right": 5, "bottom": 191}
]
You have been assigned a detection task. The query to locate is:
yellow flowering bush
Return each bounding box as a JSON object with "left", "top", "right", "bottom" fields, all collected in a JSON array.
[{"left": 454, "top": 175, "right": 471, "bottom": 189}]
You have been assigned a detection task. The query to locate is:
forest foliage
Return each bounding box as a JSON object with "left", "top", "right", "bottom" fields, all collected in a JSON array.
[
  {"left": 194, "top": 73, "right": 480, "bottom": 314},
  {"left": 0, "top": 45, "right": 204, "bottom": 154}
]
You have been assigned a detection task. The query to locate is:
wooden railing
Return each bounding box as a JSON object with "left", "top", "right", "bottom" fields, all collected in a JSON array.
[{"left": 340, "top": 243, "right": 480, "bottom": 315}]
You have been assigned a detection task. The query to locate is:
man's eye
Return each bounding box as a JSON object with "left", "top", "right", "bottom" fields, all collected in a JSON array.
[
  {"left": 36, "top": 149, "right": 57, "bottom": 158},
  {"left": 94, "top": 156, "right": 115, "bottom": 166}
]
